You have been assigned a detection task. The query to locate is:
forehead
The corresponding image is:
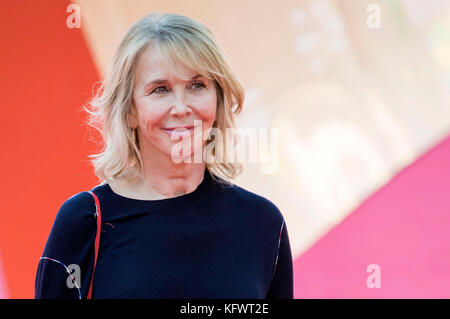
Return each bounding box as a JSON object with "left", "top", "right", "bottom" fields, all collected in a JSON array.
[{"left": 134, "top": 44, "right": 198, "bottom": 85}]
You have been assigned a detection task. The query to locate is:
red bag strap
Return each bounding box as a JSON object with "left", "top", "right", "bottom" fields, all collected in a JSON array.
[{"left": 87, "top": 190, "right": 101, "bottom": 299}]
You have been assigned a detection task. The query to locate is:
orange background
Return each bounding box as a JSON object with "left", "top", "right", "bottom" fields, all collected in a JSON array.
[{"left": 0, "top": 0, "right": 100, "bottom": 298}]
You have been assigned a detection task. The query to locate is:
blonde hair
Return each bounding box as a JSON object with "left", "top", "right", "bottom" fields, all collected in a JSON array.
[{"left": 83, "top": 12, "right": 244, "bottom": 186}]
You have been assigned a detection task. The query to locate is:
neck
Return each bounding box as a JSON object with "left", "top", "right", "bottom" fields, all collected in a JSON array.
[{"left": 128, "top": 141, "right": 207, "bottom": 200}]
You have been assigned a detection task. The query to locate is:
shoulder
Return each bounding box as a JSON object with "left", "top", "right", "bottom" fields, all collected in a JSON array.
[
  {"left": 221, "top": 181, "right": 284, "bottom": 225},
  {"left": 52, "top": 191, "right": 97, "bottom": 231},
  {"left": 41, "top": 190, "right": 98, "bottom": 258}
]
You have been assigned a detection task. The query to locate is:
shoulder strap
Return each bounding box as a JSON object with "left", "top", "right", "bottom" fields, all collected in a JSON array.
[{"left": 87, "top": 190, "right": 102, "bottom": 299}]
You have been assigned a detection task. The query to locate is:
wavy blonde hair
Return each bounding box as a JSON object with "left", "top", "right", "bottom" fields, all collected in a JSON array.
[{"left": 83, "top": 12, "right": 244, "bottom": 186}]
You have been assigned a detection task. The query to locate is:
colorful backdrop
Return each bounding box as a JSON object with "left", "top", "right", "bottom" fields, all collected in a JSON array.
[{"left": 1, "top": 0, "right": 449, "bottom": 298}]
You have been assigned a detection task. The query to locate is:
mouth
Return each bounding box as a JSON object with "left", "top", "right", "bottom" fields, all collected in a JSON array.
[{"left": 161, "top": 126, "right": 195, "bottom": 138}]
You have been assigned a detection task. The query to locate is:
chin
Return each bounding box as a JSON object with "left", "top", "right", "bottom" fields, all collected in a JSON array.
[{"left": 168, "top": 143, "right": 205, "bottom": 163}]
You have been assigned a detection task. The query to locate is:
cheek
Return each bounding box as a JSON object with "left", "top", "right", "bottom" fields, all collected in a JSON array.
[
  {"left": 198, "top": 92, "right": 217, "bottom": 126},
  {"left": 137, "top": 106, "right": 166, "bottom": 132}
]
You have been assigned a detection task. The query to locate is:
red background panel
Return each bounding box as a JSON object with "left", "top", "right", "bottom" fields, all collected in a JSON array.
[{"left": 0, "top": 0, "right": 99, "bottom": 298}]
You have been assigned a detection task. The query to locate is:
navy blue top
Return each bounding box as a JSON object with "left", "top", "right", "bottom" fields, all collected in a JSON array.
[{"left": 35, "top": 169, "right": 293, "bottom": 299}]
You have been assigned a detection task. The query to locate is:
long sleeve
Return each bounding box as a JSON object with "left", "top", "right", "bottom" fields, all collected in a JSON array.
[
  {"left": 266, "top": 219, "right": 294, "bottom": 299},
  {"left": 35, "top": 191, "right": 97, "bottom": 299}
]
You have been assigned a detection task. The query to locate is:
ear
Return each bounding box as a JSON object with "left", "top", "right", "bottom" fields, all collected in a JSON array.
[{"left": 129, "top": 100, "right": 138, "bottom": 128}]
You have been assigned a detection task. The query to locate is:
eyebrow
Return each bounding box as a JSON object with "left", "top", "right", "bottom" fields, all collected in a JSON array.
[{"left": 143, "top": 74, "right": 204, "bottom": 88}]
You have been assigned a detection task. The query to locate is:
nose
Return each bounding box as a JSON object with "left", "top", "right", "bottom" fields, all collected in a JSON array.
[{"left": 170, "top": 91, "right": 192, "bottom": 117}]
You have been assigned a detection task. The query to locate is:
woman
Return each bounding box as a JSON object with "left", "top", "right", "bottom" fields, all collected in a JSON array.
[{"left": 35, "top": 12, "right": 293, "bottom": 299}]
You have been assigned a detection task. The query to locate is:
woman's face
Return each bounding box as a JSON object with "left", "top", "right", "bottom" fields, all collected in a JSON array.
[{"left": 130, "top": 44, "right": 217, "bottom": 162}]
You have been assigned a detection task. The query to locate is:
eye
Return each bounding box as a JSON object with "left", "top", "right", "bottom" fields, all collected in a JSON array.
[
  {"left": 191, "top": 81, "right": 206, "bottom": 90},
  {"left": 150, "top": 86, "right": 169, "bottom": 95}
]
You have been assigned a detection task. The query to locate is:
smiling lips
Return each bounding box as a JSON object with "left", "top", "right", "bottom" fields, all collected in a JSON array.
[
  {"left": 163, "top": 126, "right": 194, "bottom": 131},
  {"left": 161, "top": 125, "right": 195, "bottom": 138}
]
